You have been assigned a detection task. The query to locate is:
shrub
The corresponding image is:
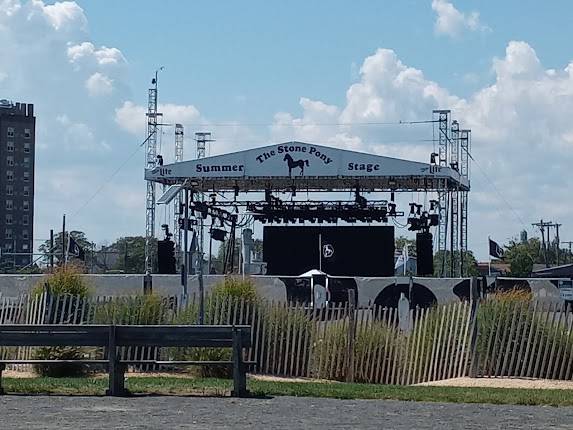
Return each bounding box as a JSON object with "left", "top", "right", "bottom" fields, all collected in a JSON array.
[
  {"left": 33, "top": 347, "right": 91, "bottom": 377},
  {"left": 93, "top": 294, "right": 172, "bottom": 325},
  {"left": 32, "top": 266, "right": 92, "bottom": 377},
  {"left": 210, "top": 277, "right": 260, "bottom": 305},
  {"left": 32, "top": 265, "right": 91, "bottom": 298}
]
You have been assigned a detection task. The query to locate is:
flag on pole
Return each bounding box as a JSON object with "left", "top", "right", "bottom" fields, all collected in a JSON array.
[
  {"left": 68, "top": 235, "right": 85, "bottom": 261},
  {"left": 489, "top": 238, "right": 504, "bottom": 259}
]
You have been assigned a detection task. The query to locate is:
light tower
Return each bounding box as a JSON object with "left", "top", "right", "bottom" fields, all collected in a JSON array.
[
  {"left": 193, "top": 132, "right": 215, "bottom": 271},
  {"left": 459, "top": 129, "right": 471, "bottom": 276},
  {"left": 144, "top": 68, "right": 163, "bottom": 274},
  {"left": 173, "top": 124, "right": 184, "bottom": 265},
  {"left": 449, "top": 120, "right": 460, "bottom": 277},
  {"left": 433, "top": 109, "right": 450, "bottom": 277}
]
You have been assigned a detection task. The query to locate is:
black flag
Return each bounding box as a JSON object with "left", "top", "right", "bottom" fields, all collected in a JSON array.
[
  {"left": 68, "top": 235, "right": 86, "bottom": 261},
  {"left": 489, "top": 238, "right": 504, "bottom": 259}
]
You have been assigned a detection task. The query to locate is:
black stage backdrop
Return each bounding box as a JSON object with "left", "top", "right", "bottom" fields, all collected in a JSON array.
[{"left": 263, "top": 226, "right": 394, "bottom": 276}]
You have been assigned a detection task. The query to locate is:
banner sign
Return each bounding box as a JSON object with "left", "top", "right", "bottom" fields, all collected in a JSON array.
[{"left": 147, "top": 141, "right": 462, "bottom": 181}]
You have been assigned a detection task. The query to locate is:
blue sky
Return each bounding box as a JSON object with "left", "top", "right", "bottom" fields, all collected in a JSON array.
[{"left": 2, "top": 0, "right": 573, "bottom": 260}]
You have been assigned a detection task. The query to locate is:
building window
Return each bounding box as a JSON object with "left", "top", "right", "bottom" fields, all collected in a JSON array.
[
  {"left": 4, "top": 242, "right": 12, "bottom": 252},
  {"left": 7, "top": 127, "right": 14, "bottom": 138},
  {"left": 23, "top": 200, "right": 29, "bottom": 211},
  {"left": 24, "top": 143, "right": 30, "bottom": 153},
  {"left": 6, "top": 185, "right": 13, "bottom": 196},
  {"left": 6, "top": 214, "right": 13, "bottom": 225},
  {"left": 24, "top": 157, "right": 30, "bottom": 165},
  {"left": 6, "top": 170, "right": 13, "bottom": 181},
  {"left": 6, "top": 155, "right": 14, "bottom": 166},
  {"left": 24, "top": 128, "right": 31, "bottom": 139},
  {"left": 6, "top": 200, "right": 13, "bottom": 210},
  {"left": 22, "top": 214, "right": 28, "bottom": 225},
  {"left": 5, "top": 229, "right": 12, "bottom": 240},
  {"left": 23, "top": 186, "right": 29, "bottom": 197},
  {"left": 23, "top": 171, "right": 29, "bottom": 182},
  {"left": 22, "top": 230, "right": 28, "bottom": 240},
  {"left": 7, "top": 141, "right": 14, "bottom": 152},
  {"left": 22, "top": 243, "right": 29, "bottom": 251}
]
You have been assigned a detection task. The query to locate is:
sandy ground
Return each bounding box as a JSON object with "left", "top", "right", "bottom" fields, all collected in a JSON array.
[{"left": 416, "top": 377, "right": 573, "bottom": 390}]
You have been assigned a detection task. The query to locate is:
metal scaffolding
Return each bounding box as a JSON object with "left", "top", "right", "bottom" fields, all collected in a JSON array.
[
  {"left": 173, "top": 124, "right": 184, "bottom": 265},
  {"left": 193, "top": 132, "right": 215, "bottom": 272},
  {"left": 449, "top": 120, "right": 460, "bottom": 277},
  {"left": 144, "top": 69, "right": 163, "bottom": 274},
  {"left": 459, "top": 129, "right": 470, "bottom": 276},
  {"left": 434, "top": 110, "right": 450, "bottom": 276}
]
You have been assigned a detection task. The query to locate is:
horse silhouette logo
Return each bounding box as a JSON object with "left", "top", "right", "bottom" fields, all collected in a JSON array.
[
  {"left": 283, "top": 153, "right": 309, "bottom": 176},
  {"left": 322, "top": 244, "right": 335, "bottom": 259}
]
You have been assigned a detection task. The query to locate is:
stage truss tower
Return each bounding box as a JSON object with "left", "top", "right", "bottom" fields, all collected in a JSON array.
[
  {"left": 144, "top": 69, "right": 163, "bottom": 274},
  {"left": 433, "top": 110, "right": 450, "bottom": 276},
  {"left": 449, "top": 120, "right": 460, "bottom": 277},
  {"left": 173, "top": 124, "right": 184, "bottom": 264},
  {"left": 459, "top": 129, "right": 471, "bottom": 276},
  {"left": 194, "top": 132, "right": 215, "bottom": 269}
]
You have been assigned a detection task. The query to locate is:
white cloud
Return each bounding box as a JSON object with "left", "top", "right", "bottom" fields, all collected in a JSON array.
[
  {"left": 43, "top": 1, "right": 87, "bottom": 31},
  {"left": 115, "top": 101, "right": 202, "bottom": 137},
  {"left": 431, "top": 0, "right": 489, "bottom": 38},
  {"left": 85, "top": 72, "right": 113, "bottom": 96},
  {"left": 271, "top": 42, "right": 573, "bottom": 255}
]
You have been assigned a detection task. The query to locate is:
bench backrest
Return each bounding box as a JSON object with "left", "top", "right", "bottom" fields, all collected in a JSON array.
[
  {"left": 0, "top": 325, "right": 109, "bottom": 347},
  {"left": 114, "top": 325, "right": 252, "bottom": 348},
  {"left": 0, "top": 325, "right": 252, "bottom": 348}
]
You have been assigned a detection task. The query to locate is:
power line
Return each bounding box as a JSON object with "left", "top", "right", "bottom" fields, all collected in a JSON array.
[
  {"left": 159, "top": 119, "right": 436, "bottom": 128},
  {"left": 70, "top": 137, "right": 147, "bottom": 218}
]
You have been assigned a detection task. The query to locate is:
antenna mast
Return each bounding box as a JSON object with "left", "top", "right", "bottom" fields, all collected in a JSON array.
[{"left": 144, "top": 68, "right": 163, "bottom": 274}]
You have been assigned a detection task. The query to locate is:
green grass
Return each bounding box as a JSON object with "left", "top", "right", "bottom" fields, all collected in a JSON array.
[{"left": 2, "top": 376, "right": 573, "bottom": 406}]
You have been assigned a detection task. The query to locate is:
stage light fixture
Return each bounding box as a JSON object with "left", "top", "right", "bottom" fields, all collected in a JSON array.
[
  {"left": 233, "top": 185, "right": 239, "bottom": 199},
  {"left": 409, "top": 203, "right": 416, "bottom": 215},
  {"left": 291, "top": 185, "right": 296, "bottom": 197},
  {"left": 390, "top": 191, "right": 395, "bottom": 202}
]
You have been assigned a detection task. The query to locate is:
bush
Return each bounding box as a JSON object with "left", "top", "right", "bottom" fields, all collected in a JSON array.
[
  {"left": 93, "top": 294, "right": 172, "bottom": 325},
  {"left": 211, "top": 277, "right": 260, "bottom": 305},
  {"left": 32, "top": 266, "right": 92, "bottom": 377},
  {"left": 32, "top": 265, "right": 91, "bottom": 298},
  {"left": 33, "top": 347, "right": 91, "bottom": 377}
]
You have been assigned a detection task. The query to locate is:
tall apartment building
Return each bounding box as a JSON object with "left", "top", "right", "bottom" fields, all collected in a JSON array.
[{"left": 0, "top": 99, "right": 35, "bottom": 271}]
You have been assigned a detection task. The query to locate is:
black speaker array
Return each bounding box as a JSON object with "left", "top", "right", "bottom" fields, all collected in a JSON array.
[
  {"left": 157, "top": 239, "right": 176, "bottom": 274},
  {"left": 263, "top": 226, "right": 395, "bottom": 277},
  {"left": 416, "top": 232, "right": 434, "bottom": 276}
]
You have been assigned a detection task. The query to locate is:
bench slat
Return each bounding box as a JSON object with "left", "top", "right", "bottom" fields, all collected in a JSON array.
[
  {"left": 0, "top": 360, "right": 108, "bottom": 364},
  {"left": 0, "top": 332, "right": 108, "bottom": 347}
]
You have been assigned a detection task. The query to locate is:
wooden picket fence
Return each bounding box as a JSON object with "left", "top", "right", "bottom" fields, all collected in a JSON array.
[{"left": 1, "top": 293, "right": 572, "bottom": 383}]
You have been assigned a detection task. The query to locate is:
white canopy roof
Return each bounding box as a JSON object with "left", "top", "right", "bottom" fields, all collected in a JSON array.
[{"left": 146, "top": 141, "right": 469, "bottom": 192}]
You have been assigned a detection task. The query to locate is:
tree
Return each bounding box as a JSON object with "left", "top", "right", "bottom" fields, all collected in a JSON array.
[
  {"left": 39, "top": 231, "right": 91, "bottom": 267},
  {"left": 395, "top": 236, "right": 416, "bottom": 257},
  {"left": 503, "top": 238, "right": 540, "bottom": 277},
  {"left": 433, "top": 250, "right": 479, "bottom": 277},
  {"left": 109, "top": 236, "right": 157, "bottom": 274}
]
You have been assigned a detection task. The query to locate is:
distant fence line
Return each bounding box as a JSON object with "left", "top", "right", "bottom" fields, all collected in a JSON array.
[{"left": 1, "top": 292, "right": 572, "bottom": 383}]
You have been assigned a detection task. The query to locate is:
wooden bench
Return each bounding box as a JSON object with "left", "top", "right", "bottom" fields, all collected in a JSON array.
[{"left": 0, "top": 324, "right": 252, "bottom": 397}]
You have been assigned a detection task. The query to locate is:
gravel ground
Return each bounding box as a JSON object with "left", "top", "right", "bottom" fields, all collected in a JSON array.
[{"left": 2, "top": 396, "right": 573, "bottom": 429}]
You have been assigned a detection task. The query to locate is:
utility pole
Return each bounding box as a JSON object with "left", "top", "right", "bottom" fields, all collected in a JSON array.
[
  {"left": 532, "top": 220, "right": 552, "bottom": 268},
  {"left": 532, "top": 220, "right": 562, "bottom": 267},
  {"left": 49, "top": 229, "right": 54, "bottom": 272},
  {"left": 555, "top": 223, "right": 562, "bottom": 266},
  {"left": 562, "top": 241, "right": 573, "bottom": 264}
]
